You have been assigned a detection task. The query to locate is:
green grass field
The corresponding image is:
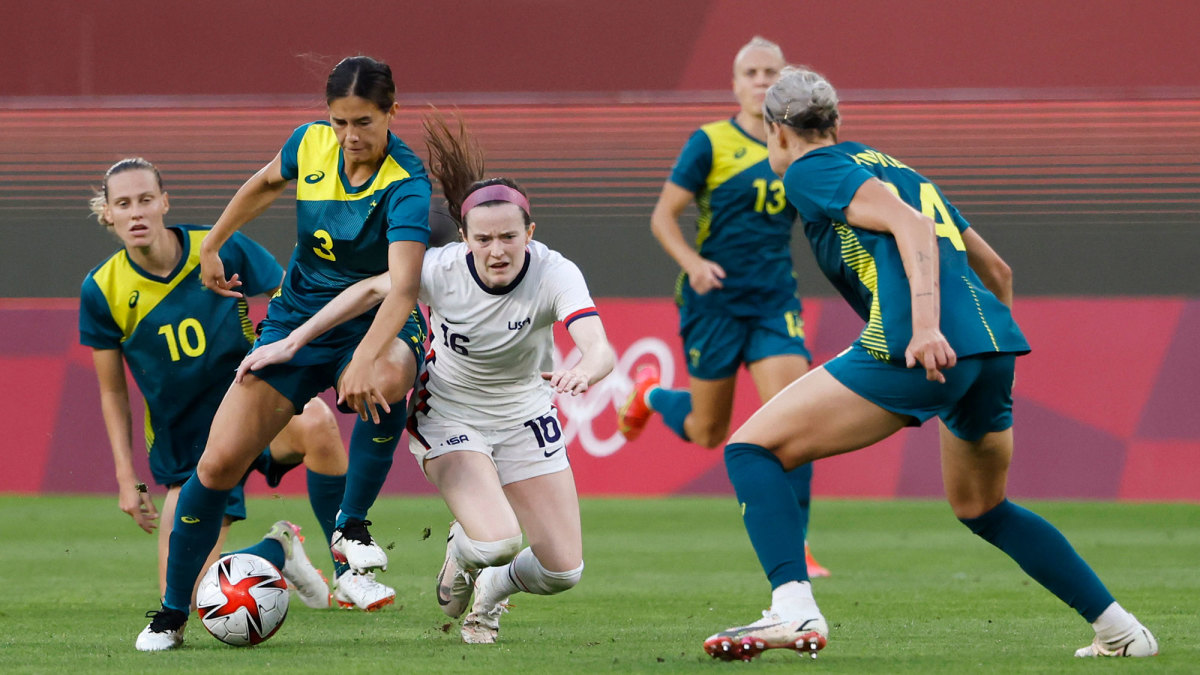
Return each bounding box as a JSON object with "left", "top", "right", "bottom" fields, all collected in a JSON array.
[{"left": 2, "top": 495, "right": 1196, "bottom": 673}]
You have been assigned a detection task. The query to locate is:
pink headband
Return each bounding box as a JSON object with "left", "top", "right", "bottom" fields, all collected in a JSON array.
[{"left": 460, "top": 184, "right": 530, "bottom": 220}]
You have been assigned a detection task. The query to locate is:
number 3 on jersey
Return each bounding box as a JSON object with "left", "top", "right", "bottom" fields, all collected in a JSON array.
[
  {"left": 881, "top": 181, "right": 966, "bottom": 251},
  {"left": 312, "top": 229, "right": 337, "bottom": 261}
]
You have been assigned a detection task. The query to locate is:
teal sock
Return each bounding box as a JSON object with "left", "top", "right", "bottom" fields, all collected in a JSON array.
[
  {"left": 724, "top": 442, "right": 808, "bottom": 587},
  {"left": 338, "top": 404, "right": 405, "bottom": 525},
  {"left": 307, "top": 469, "right": 349, "bottom": 576},
  {"left": 647, "top": 387, "right": 691, "bottom": 441},
  {"left": 164, "top": 476, "right": 231, "bottom": 611},
  {"left": 785, "top": 461, "right": 813, "bottom": 538},
  {"left": 235, "top": 538, "right": 285, "bottom": 571},
  {"left": 960, "top": 499, "right": 1115, "bottom": 622}
]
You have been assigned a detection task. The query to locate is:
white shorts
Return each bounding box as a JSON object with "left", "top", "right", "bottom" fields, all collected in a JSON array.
[{"left": 407, "top": 407, "right": 570, "bottom": 485}]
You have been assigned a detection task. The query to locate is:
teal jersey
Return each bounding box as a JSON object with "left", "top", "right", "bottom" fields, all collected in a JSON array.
[
  {"left": 784, "top": 141, "right": 1029, "bottom": 362},
  {"left": 79, "top": 226, "right": 282, "bottom": 463},
  {"left": 271, "top": 121, "right": 431, "bottom": 353},
  {"left": 669, "top": 118, "right": 799, "bottom": 318}
]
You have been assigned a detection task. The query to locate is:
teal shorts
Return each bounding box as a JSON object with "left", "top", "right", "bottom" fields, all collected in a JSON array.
[
  {"left": 254, "top": 307, "right": 428, "bottom": 414},
  {"left": 679, "top": 302, "right": 811, "bottom": 380},
  {"left": 823, "top": 344, "right": 1017, "bottom": 441}
]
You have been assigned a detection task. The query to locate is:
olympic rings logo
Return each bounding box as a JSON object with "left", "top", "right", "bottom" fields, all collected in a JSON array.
[{"left": 551, "top": 338, "right": 677, "bottom": 458}]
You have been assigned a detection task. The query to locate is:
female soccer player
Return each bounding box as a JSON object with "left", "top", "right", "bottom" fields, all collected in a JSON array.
[
  {"left": 134, "top": 56, "right": 431, "bottom": 650},
  {"left": 239, "top": 111, "right": 616, "bottom": 645},
  {"left": 619, "top": 37, "right": 826, "bottom": 576},
  {"left": 81, "top": 157, "right": 341, "bottom": 610},
  {"left": 702, "top": 66, "right": 1157, "bottom": 661}
]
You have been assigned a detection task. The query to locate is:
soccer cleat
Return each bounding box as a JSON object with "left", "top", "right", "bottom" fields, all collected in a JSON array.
[
  {"left": 135, "top": 606, "right": 187, "bottom": 652},
  {"left": 617, "top": 364, "right": 660, "bottom": 441},
  {"left": 1075, "top": 623, "right": 1158, "bottom": 658},
  {"left": 704, "top": 610, "right": 828, "bottom": 662},
  {"left": 460, "top": 570, "right": 510, "bottom": 644},
  {"left": 333, "top": 569, "right": 396, "bottom": 611},
  {"left": 435, "top": 523, "right": 476, "bottom": 618},
  {"left": 264, "top": 520, "right": 330, "bottom": 609},
  {"left": 330, "top": 518, "right": 388, "bottom": 572},
  {"left": 805, "top": 543, "right": 831, "bottom": 578}
]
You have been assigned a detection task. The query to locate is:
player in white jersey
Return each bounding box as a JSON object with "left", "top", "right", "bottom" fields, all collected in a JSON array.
[{"left": 236, "top": 111, "right": 616, "bottom": 645}]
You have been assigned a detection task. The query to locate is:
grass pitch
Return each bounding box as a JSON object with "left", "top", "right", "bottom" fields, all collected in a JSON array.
[{"left": 1, "top": 495, "right": 1195, "bottom": 673}]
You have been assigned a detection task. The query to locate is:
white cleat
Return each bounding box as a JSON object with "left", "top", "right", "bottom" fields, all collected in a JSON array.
[
  {"left": 264, "top": 520, "right": 331, "bottom": 609},
  {"left": 134, "top": 607, "right": 187, "bottom": 652},
  {"left": 334, "top": 569, "right": 396, "bottom": 612},
  {"left": 703, "top": 610, "right": 828, "bottom": 662},
  {"left": 435, "top": 523, "right": 476, "bottom": 618},
  {"left": 460, "top": 569, "right": 509, "bottom": 644},
  {"left": 330, "top": 518, "right": 388, "bottom": 573},
  {"left": 1075, "top": 622, "right": 1158, "bottom": 657}
]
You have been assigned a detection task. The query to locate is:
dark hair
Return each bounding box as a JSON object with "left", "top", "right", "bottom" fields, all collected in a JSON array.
[
  {"left": 422, "top": 109, "right": 532, "bottom": 234},
  {"left": 326, "top": 56, "right": 395, "bottom": 112},
  {"left": 88, "top": 157, "right": 163, "bottom": 228}
]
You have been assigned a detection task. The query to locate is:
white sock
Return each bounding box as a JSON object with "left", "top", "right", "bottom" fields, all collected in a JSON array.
[
  {"left": 449, "top": 521, "right": 522, "bottom": 571},
  {"left": 1092, "top": 602, "right": 1138, "bottom": 644},
  {"left": 770, "top": 580, "right": 820, "bottom": 621},
  {"left": 476, "top": 547, "right": 583, "bottom": 605}
]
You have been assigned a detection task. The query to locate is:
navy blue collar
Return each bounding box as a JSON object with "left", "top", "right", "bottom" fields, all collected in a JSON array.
[{"left": 466, "top": 249, "right": 531, "bottom": 295}]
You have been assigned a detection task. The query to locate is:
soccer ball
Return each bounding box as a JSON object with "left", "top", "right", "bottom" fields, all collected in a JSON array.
[{"left": 196, "top": 553, "right": 289, "bottom": 646}]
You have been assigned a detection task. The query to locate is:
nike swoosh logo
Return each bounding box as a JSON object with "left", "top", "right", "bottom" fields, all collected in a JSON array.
[
  {"left": 543, "top": 447, "right": 562, "bottom": 458},
  {"left": 436, "top": 585, "right": 453, "bottom": 606},
  {"left": 180, "top": 516, "right": 200, "bottom": 524},
  {"left": 372, "top": 436, "right": 395, "bottom": 443}
]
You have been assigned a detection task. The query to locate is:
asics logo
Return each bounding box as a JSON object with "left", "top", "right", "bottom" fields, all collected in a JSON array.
[
  {"left": 734, "top": 146, "right": 747, "bottom": 159},
  {"left": 372, "top": 436, "right": 395, "bottom": 443},
  {"left": 543, "top": 447, "right": 562, "bottom": 458},
  {"left": 304, "top": 171, "right": 326, "bottom": 184},
  {"left": 128, "top": 290, "right": 140, "bottom": 307},
  {"left": 180, "top": 516, "right": 200, "bottom": 524}
]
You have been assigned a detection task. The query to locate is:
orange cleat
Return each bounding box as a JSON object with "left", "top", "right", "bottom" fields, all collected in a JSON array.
[
  {"left": 617, "top": 365, "right": 660, "bottom": 441},
  {"left": 805, "top": 543, "right": 831, "bottom": 578}
]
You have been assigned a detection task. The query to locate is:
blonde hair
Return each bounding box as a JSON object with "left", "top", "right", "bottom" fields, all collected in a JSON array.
[
  {"left": 88, "top": 157, "right": 162, "bottom": 228},
  {"left": 734, "top": 36, "right": 785, "bottom": 73},
  {"left": 763, "top": 65, "right": 840, "bottom": 137}
]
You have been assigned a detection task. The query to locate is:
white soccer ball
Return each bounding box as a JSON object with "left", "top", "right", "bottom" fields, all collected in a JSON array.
[{"left": 196, "top": 553, "right": 289, "bottom": 646}]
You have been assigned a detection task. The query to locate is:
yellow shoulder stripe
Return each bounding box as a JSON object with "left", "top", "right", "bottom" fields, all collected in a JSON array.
[
  {"left": 91, "top": 231, "right": 204, "bottom": 341},
  {"left": 702, "top": 121, "right": 768, "bottom": 194},
  {"left": 295, "top": 125, "right": 412, "bottom": 202}
]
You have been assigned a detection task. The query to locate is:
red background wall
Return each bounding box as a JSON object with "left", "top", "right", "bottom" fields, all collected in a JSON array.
[
  {"left": 4, "top": 297, "right": 1197, "bottom": 501},
  {"left": 4, "top": 1, "right": 1199, "bottom": 100}
]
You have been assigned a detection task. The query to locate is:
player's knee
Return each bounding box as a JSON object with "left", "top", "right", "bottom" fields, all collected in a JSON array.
[
  {"left": 521, "top": 552, "right": 583, "bottom": 596},
  {"left": 689, "top": 419, "right": 730, "bottom": 448},
  {"left": 453, "top": 526, "right": 522, "bottom": 570},
  {"left": 290, "top": 400, "right": 342, "bottom": 456}
]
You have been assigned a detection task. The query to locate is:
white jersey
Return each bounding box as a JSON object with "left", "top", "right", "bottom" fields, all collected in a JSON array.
[{"left": 414, "top": 240, "right": 598, "bottom": 426}]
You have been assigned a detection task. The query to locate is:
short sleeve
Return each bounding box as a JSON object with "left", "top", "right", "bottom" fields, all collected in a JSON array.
[
  {"left": 784, "top": 150, "right": 873, "bottom": 224},
  {"left": 385, "top": 178, "right": 433, "bottom": 245},
  {"left": 278, "top": 123, "right": 312, "bottom": 181},
  {"left": 220, "top": 231, "right": 284, "bottom": 297},
  {"left": 667, "top": 129, "right": 714, "bottom": 194},
  {"left": 545, "top": 254, "right": 598, "bottom": 328},
  {"left": 79, "top": 276, "right": 123, "bottom": 349}
]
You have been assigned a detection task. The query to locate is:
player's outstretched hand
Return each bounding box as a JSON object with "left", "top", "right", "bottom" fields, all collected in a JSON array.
[
  {"left": 337, "top": 355, "right": 391, "bottom": 423},
  {"left": 121, "top": 482, "right": 159, "bottom": 534},
  {"left": 199, "top": 249, "right": 244, "bottom": 298},
  {"left": 235, "top": 338, "right": 299, "bottom": 383},
  {"left": 542, "top": 369, "right": 590, "bottom": 396},
  {"left": 905, "top": 329, "right": 956, "bottom": 383}
]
